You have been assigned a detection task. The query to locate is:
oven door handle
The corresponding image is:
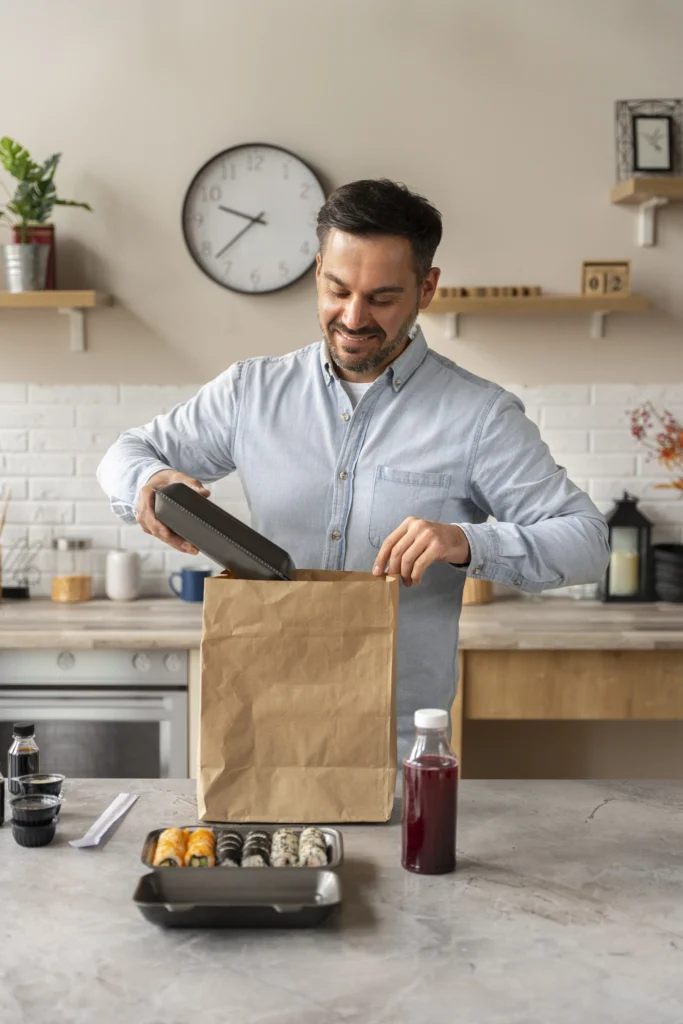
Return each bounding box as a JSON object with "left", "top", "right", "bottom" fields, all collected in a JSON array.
[{"left": 0, "top": 692, "right": 186, "bottom": 722}]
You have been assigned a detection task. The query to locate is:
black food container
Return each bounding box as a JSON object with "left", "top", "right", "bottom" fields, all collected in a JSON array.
[
  {"left": 15, "top": 773, "right": 65, "bottom": 798},
  {"left": 10, "top": 794, "right": 61, "bottom": 826},
  {"left": 11, "top": 819, "right": 57, "bottom": 848}
]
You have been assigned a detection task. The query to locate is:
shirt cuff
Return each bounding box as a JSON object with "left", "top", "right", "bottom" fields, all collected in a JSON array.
[{"left": 450, "top": 522, "right": 496, "bottom": 579}]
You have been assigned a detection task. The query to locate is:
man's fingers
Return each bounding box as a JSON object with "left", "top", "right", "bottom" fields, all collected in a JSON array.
[{"left": 373, "top": 518, "right": 417, "bottom": 575}]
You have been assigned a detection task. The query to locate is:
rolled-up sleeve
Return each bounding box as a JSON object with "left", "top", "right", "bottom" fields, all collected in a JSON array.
[
  {"left": 96, "top": 362, "right": 243, "bottom": 523},
  {"left": 454, "top": 389, "right": 609, "bottom": 593}
]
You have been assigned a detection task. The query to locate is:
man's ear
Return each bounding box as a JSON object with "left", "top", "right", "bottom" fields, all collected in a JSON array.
[{"left": 419, "top": 267, "right": 441, "bottom": 310}]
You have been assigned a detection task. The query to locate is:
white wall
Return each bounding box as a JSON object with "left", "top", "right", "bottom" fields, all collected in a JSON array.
[{"left": 0, "top": 0, "right": 682, "bottom": 385}]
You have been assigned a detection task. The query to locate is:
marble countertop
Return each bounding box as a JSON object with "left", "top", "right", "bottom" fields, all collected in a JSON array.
[
  {"left": 2, "top": 777, "right": 682, "bottom": 1024},
  {"left": 1, "top": 594, "right": 683, "bottom": 650}
]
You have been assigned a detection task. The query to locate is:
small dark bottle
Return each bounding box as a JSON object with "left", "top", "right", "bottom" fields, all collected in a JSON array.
[
  {"left": 402, "top": 709, "right": 458, "bottom": 875},
  {"left": 8, "top": 723, "right": 40, "bottom": 796}
]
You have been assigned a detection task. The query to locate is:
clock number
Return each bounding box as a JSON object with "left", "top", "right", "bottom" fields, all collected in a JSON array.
[
  {"left": 223, "top": 261, "right": 232, "bottom": 278},
  {"left": 191, "top": 212, "right": 204, "bottom": 226},
  {"left": 279, "top": 261, "right": 290, "bottom": 279},
  {"left": 209, "top": 186, "right": 222, "bottom": 202},
  {"left": 282, "top": 161, "right": 290, "bottom": 180},
  {"left": 222, "top": 162, "right": 236, "bottom": 181},
  {"left": 247, "top": 153, "right": 264, "bottom": 172},
  {"left": 250, "top": 269, "right": 261, "bottom": 289},
  {"left": 300, "top": 183, "right": 311, "bottom": 200},
  {"left": 201, "top": 241, "right": 212, "bottom": 258},
  {"left": 300, "top": 240, "right": 310, "bottom": 255}
]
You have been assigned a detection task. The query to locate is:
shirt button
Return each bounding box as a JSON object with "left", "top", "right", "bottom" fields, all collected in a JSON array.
[
  {"left": 340, "top": 471, "right": 348, "bottom": 481},
  {"left": 473, "top": 568, "right": 481, "bottom": 575},
  {"left": 395, "top": 379, "right": 402, "bottom": 387},
  {"left": 513, "top": 579, "right": 522, "bottom": 587},
  {"left": 331, "top": 530, "right": 341, "bottom": 541},
  {"left": 341, "top": 412, "right": 350, "bottom": 422}
]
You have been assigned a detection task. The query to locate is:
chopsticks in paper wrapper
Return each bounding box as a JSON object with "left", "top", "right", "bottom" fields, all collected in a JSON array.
[{"left": 69, "top": 793, "right": 139, "bottom": 849}]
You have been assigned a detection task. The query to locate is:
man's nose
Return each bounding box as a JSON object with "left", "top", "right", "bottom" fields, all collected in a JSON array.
[{"left": 341, "top": 296, "right": 369, "bottom": 330}]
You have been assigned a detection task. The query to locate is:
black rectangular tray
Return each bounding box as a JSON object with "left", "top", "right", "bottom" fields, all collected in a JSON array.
[
  {"left": 133, "top": 868, "right": 341, "bottom": 928},
  {"left": 141, "top": 824, "right": 343, "bottom": 870},
  {"left": 154, "top": 482, "right": 295, "bottom": 581}
]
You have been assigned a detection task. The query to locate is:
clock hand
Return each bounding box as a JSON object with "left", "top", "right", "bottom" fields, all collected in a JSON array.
[
  {"left": 218, "top": 205, "right": 267, "bottom": 225},
  {"left": 215, "top": 212, "right": 266, "bottom": 259}
]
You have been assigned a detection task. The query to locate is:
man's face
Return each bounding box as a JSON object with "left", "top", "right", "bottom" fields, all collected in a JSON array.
[{"left": 316, "top": 230, "right": 440, "bottom": 382}]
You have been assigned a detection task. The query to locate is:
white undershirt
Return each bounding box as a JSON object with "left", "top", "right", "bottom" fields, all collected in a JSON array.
[{"left": 339, "top": 379, "right": 374, "bottom": 409}]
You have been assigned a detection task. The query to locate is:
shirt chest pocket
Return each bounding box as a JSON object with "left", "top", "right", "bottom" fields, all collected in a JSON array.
[{"left": 368, "top": 466, "right": 452, "bottom": 549}]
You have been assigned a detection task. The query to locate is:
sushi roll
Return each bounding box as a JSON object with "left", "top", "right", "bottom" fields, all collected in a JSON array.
[
  {"left": 242, "top": 829, "right": 271, "bottom": 868},
  {"left": 216, "top": 830, "right": 244, "bottom": 868},
  {"left": 184, "top": 827, "right": 216, "bottom": 867},
  {"left": 299, "top": 827, "right": 328, "bottom": 867},
  {"left": 270, "top": 828, "right": 300, "bottom": 867},
  {"left": 152, "top": 827, "right": 188, "bottom": 867}
]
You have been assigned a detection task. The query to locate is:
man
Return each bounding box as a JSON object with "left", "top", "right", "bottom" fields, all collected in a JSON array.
[{"left": 97, "top": 178, "right": 609, "bottom": 761}]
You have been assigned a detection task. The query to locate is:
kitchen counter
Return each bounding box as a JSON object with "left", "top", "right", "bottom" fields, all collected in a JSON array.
[
  {"left": 2, "top": 777, "right": 682, "bottom": 1024},
  {"left": 1, "top": 594, "right": 683, "bottom": 649}
]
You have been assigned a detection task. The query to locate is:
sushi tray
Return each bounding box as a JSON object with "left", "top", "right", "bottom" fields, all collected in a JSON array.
[{"left": 134, "top": 824, "right": 343, "bottom": 929}]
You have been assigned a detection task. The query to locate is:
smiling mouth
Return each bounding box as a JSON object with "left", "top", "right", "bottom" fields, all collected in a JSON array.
[{"left": 335, "top": 329, "right": 378, "bottom": 344}]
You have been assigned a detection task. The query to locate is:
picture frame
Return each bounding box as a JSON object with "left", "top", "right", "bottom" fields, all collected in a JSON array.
[
  {"left": 615, "top": 99, "right": 683, "bottom": 180},
  {"left": 632, "top": 114, "right": 673, "bottom": 172}
]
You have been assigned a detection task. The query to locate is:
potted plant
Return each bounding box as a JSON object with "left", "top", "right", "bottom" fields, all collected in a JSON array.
[{"left": 0, "top": 137, "right": 91, "bottom": 292}]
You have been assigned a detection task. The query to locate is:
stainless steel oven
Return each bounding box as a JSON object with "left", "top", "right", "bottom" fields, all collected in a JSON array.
[{"left": 0, "top": 649, "right": 188, "bottom": 779}]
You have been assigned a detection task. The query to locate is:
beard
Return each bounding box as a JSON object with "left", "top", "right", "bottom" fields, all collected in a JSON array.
[{"left": 321, "top": 300, "right": 420, "bottom": 376}]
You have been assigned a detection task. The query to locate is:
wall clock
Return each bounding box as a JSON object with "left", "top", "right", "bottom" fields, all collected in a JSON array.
[{"left": 182, "top": 142, "right": 326, "bottom": 294}]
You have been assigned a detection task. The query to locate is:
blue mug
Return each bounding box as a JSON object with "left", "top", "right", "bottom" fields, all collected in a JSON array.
[{"left": 169, "top": 566, "right": 213, "bottom": 601}]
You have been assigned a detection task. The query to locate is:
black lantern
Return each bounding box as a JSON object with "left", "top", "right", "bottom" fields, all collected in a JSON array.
[{"left": 602, "top": 492, "right": 654, "bottom": 602}]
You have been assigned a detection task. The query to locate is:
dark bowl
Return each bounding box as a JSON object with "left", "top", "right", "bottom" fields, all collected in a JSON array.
[
  {"left": 653, "top": 544, "right": 683, "bottom": 565},
  {"left": 15, "top": 773, "right": 65, "bottom": 798},
  {"left": 10, "top": 794, "right": 62, "bottom": 826},
  {"left": 11, "top": 818, "right": 57, "bottom": 848}
]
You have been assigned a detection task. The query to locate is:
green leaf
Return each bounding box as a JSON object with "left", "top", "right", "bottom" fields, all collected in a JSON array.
[
  {"left": 0, "top": 136, "right": 39, "bottom": 181},
  {"left": 54, "top": 198, "right": 92, "bottom": 211},
  {"left": 38, "top": 153, "right": 61, "bottom": 181}
]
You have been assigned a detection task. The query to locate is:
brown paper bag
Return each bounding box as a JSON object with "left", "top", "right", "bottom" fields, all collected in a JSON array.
[{"left": 197, "top": 569, "right": 399, "bottom": 823}]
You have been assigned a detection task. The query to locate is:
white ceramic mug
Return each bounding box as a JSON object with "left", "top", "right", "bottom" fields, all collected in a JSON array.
[{"left": 105, "top": 550, "right": 142, "bottom": 601}]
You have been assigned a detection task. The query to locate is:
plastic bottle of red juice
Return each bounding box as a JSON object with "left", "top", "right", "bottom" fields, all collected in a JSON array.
[{"left": 402, "top": 708, "right": 458, "bottom": 874}]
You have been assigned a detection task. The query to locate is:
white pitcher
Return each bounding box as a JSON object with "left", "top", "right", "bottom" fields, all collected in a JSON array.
[{"left": 105, "top": 550, "right": 142, "bottom": 601}]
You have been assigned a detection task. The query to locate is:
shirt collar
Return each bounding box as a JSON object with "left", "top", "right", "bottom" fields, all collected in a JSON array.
[{"left": 319, "top": 322, "right": 428, "bottom": 390}]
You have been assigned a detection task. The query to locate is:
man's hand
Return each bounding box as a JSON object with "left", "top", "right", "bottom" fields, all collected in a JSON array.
[
  {"left": 136, "top": 469, "right": 210, "bottom": 554},
  {"left": 372, "top": 519, "right": 471, "bottom": 587}
]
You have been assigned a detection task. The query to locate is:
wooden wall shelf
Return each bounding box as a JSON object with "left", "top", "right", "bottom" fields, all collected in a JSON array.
[
  {"left": 610, "top": 177, "right": 683, "bottom": 247},
  {"left": 425, "top": 293, "right": 649, "bottom": 340},
  {"left": 0, "top": 290, "right": 110, "bottom": 351}
]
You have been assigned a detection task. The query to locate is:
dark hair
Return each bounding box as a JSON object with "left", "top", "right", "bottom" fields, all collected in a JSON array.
[{"left": 316, "top": 178, "right": 442, "bottom": 282}]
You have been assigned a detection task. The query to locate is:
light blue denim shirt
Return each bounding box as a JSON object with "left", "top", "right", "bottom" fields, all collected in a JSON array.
[{"left": 97, "top": 327, "right": 609, "bottom": 760}]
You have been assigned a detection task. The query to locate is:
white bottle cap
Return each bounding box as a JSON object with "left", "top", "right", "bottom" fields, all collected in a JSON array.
[{"left": 414, "top": 708, "right": 449, "bottom": 730}]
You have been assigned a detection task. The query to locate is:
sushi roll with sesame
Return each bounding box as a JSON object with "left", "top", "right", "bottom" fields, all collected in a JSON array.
[
  {"left": 242, "top": 829, "right": 271, "bottom": 867},
  {"left": 184, "top": 827, "right": 216, "bottom": 867},
  {"left": 216, "top": 830, "right": 244, "bottom": 867},
  {"left": 299, "top": 827, "right": 328, "bottom": 867},
  {"left": 270, "top": 828, "right": 300, "bottom": 867}
]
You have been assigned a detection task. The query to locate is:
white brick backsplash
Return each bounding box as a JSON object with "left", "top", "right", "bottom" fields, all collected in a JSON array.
[
  {"left": 0, "top": 429, "right": 27, "bottom": 452},
  {"left": 637, "top": 455, "right": 682, "bottom": 480},
  {"left": 591, "top": 431, "right": 640, "bottom": 454},
  {"left": 76, "top": 405, "right": 161, "bottom": 429},
  {"left": 0, "top": 478, "right": 28, "bottom": 500},
  {"left": 28, "top": 525, "right": 120, "bottom": 548},
  {"left": 30, "top": 429, "right": 118, "bottom": 454},
  {"left": 505, "top": 384, "right": 591, "bottom": 405},
  {"left": 0, "top": 405, "right": 74, "bottom": 428},
  {"left": 77, "top": 454, "right": 103, "bottom": 476},
  {"left": 560, "top": 454, "right": 637, "bottom": 478},
  {"left": 541, "top": 430, "right": 589, "bottom": 454},
  {"left": 28, "top": 385, "right": 119, "bottom": 404},
  {"left": 29, "top": 477, "right": 103, "bottom": 501},
  {"left": 0, "top": 379, "right": 682, "bottom": 598},
  {"left": 8, "top": 501, "right": 74, "bottom": 525},
  {"left": 544, "top": 405, "right": 629, "bottom": 429},
  {"left": 1, "top": 453, "right": 74, "bottom": 475},
  {"left": 592, "top": 384, "right": 683, "bottom": 406},
  {"left": 119, "top": 384, "right": 201, "bottom": 405},
  {"left": 75, "top": 502, "right": 122, "bottom": 525}
]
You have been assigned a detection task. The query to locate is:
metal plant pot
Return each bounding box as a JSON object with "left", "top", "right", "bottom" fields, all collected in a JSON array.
[{"left": 1, "top": 243, "right": 50, "bottom": 292}]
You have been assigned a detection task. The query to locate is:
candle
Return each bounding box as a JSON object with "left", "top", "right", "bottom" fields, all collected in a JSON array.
[{"left": 609, "top": 549, "right": 639, "bottom": 596}]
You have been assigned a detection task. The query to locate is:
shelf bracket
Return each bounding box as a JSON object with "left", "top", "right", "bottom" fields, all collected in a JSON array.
[
  {"left": 58, "top": 307, "right": 86, "bottom": 352},
  {"left": 590, "top": 311, "right": 608, "bottom": 340},
  {"left": 444, "top": 312, "right": 460, "bottom": 340},
  {"left": 637, "top": 196, "right": 668, "bottom": 247}
]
